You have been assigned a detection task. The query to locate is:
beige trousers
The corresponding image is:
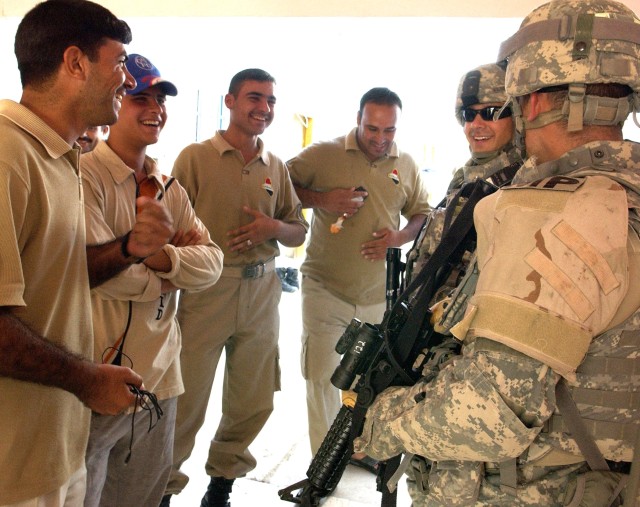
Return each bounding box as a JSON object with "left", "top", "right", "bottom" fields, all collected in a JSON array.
[
  {"left": 300, "top": 275, "right": 385, "bottom": 454},
  {"left": 166, "top": 272, "right": 282, "bottom": 494}
]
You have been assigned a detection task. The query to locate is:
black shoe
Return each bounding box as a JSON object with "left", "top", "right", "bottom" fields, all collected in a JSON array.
[
  {"left": 201, "top": 477, "right": 235, "bottom": 507},
  {"left": 275, "top": 268, "right": 296, "bottom": 293},
  {"left": 285, "top": 267, "right": 299, "bottom": 289},
  {"left": 159, "top": 494, "right": 171, "bottom": 507}
]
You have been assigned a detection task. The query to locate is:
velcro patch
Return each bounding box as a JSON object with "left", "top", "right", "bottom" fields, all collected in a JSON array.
[{"left": 508, "top": 176, "right": 585, "bottom": 192}]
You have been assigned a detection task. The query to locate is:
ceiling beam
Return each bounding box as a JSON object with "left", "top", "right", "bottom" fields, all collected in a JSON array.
[{"left": 2, "top": 0, "right": 637, "bottom": 18}]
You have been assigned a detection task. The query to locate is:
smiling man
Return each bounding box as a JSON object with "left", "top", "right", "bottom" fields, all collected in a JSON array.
[
  {"left": 162, "top": 68, "right": 307, "bottom": 507},
  {"left": 405, "top": 63, "right": 522, "bottom": 285},
  {"left": 0, "top": 2, "right": 178, "bottom": 506},
  {"left": 77, "top": 125, "right": 109, "bottom": 154},
  {"left": 456, "top": 63, "right": 520, "bottom": 181},
  {"left": 80, "top": 53, "right": 223, "bottom": 507},
  {"left": 287, "top": 87, "right": 430, "bottom": 460}
]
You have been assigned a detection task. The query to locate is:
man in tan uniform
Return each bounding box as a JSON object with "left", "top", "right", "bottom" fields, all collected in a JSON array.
[
  {"left": 355, "top": 1, "right": 640, "bottom": 505},
  {"left": 0, "top": 1, "right": 174, "bottom": 505},
  {"left": 162, "top": 69, "right": 308, "bottom": 507},
  {"left": 288, "top": 87, "right": 430, "bottom": 459},
  {"left": 82, "top": 53, "right": 223, "bottom": 507},
  {"left": 77, "top": 125, "right": 109, "bottom": 154}
]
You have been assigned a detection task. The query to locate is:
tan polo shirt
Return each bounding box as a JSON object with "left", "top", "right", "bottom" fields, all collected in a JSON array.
[
  {"left": 172, "top": 130, "right": 308, "bottom": 266},
  {"left": 0, "top": 99, "right": 92, "bottom": 503},
  {"left": 288, "top": 128, "right": 430, "bottom": 305},
  {"left": 81, "top": 141, "right": 223, "bottom": 400}
]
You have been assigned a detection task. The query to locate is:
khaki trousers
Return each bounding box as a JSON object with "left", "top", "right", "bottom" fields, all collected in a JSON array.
[
  {"left": 167, "top": 272, "right": 281, "bottom": 494},
  {"left": 300, "top": 276, "right": 385, "bottom": 454}
]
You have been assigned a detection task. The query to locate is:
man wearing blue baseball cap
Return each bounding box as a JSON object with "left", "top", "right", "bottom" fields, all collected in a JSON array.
[
  {"left": 81, "top": 53, "right": 223, "bottom": 507},
  {"left": 125, "top": 53, "right": 179, "bottom": 97}
]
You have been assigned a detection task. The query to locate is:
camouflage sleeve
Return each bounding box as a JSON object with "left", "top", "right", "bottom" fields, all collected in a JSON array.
[{"left": 354, "top": 341, "right": 558, "bottom": 462}]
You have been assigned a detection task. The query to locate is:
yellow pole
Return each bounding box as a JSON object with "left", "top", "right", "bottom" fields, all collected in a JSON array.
[
  {"left": 302, "top": 116, "right": 313, "bottom": 148},
  {"left": 291, "top": 114, "right": 313, "bottom": 259}
]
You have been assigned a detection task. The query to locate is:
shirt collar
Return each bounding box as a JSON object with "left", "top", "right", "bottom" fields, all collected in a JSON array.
[
  {"left": 211, "top": 130, "right": 270, "bottom": 165},
  {"left": 0, "top": 99, "right": 75, "bottom": 160},
  {"left": 91, "top": 140, "right": 162, "bottom": 189}
]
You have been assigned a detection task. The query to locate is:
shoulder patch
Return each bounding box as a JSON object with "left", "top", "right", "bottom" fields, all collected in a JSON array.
[{"left": 507, "top": 176, "right": 585, "bottom": 192}]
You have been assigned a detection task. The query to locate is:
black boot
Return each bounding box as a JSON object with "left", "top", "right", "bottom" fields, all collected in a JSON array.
[
  {"left": 159, "top": 494, "right": 171, "bottom": 507},
  {"left": 275, "top": 267, "right": 296, "bottom": 293},
  {"left": 201, "top": 477, "right": 235, "bottom": 507},
  {"left": 285, "top": 267, "right": 299, "bottom": 289}
]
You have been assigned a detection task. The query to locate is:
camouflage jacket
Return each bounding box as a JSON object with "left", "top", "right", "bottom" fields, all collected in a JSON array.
[
  {"left": 355, "top": 140, "right": 640, "bottom": 506},
  {"left": 404, "top": 143, "right": 521, "bottom": 287}
]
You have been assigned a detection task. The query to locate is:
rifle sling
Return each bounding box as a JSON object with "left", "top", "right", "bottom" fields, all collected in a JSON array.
[
  {"left": 351, "top": 180, "right": 497, "bottom": 507},
  {"left": 392, "top": 180, "right": 496, "bottom": 369}
]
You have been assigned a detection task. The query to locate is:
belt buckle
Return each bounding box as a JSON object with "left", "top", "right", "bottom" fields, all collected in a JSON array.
[{"left": 243, "top": 261, "right": 265, "bottom": 279}]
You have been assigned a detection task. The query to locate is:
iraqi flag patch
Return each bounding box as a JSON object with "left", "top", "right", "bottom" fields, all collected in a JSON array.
[
  {"left": 262, "top": 177, "right": 274, "bottom": 196},
  {"left": 387, "top": 168, "right": 400, "bottom": 185}
]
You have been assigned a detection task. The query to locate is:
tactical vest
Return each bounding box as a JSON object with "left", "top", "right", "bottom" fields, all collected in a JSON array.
[
  {"left": 404, "top": 145, "right": 521, "bottom": 289},
  {"left": 463, "top": 142, "right": 640, "bottom": 497}
]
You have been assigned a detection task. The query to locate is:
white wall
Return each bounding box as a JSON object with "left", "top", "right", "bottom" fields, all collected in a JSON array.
[{"left": 1, "top": 15, "right": 639, "bottom": 203}]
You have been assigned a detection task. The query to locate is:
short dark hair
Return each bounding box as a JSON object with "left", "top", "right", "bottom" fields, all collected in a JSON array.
[
  {"left": 15, "top": 0, "right": 132, "bottom": 88},
  {"left": 228, "top": 68, "right": 276, "bottom": 97},
  {"left": 359, "top": 87, "right": 402, "bottom": 114}
]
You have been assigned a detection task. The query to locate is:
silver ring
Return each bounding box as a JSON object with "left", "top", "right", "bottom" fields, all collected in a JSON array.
[{"left": 246, "top": 239, "right": 252, "bottom": 247}]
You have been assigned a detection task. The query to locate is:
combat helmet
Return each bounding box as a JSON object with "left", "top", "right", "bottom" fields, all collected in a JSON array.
[
  {"left": 455, "top": 63, "right": 508, "bottom": 126},
  {"left": 498, "top": 0, "right": 640, "bottom": 132}
]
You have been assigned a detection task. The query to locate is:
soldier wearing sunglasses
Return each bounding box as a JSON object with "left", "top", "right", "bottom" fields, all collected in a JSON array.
[
  {"left": 405, "top": 63, "right": 522, "bottom": 286},
  {"left": 356, "top": 0, "right": 640, "bottom": 504},
  {"left": 454, "top": 63, "right": 521, "bottom": 188}
]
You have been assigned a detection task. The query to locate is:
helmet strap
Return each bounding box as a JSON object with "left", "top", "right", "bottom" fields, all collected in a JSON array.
[
  {"left": 509, "top": 97, "right": 527, "bottom": 159},
  {"left": 523, "top": 108, "right": 565, "bottom": 130},
  {"left": 567, "top": 84, "right": 586, "bottom": 132},
  {"left": 522, "top": 86, "right": 634, "bottom": 132},
  {"left": 581, "top": 94, "right": 633, "bottom": 127}
]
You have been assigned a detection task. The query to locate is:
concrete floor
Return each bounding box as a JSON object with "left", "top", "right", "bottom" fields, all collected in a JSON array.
[{"left": 167, "top": 271, "right": 411, "bottom": 507}]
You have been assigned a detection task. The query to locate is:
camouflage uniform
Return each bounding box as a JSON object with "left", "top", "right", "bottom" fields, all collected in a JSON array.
[
  {"left": 405, "top": 63, "right": 521, "bottom": 287},
  {"left": 355, "top": 1, "right": 640, "bottom": 505}
]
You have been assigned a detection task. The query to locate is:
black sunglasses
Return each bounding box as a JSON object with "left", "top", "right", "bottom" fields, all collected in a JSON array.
[{"left": 460, "top": 106, "right": 512, "bottom": 123}]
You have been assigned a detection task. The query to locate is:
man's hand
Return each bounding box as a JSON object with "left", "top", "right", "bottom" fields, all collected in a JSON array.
[
  {"left": 361, "top": 228, "right": 403, "bottom": 261},
  {"left": 77, "top": 363, "right": 143, "bottom": 416},
  {"left": 126, "top": 196, "right": 174, "bottom": 259},
  {"left": 227, "top": 206, "right": 278, "bottom": 252},
  {"left": 321, "top": 187, "right": 368, "bottom": 216},
  {"left": 143, "top": 227, "right": 203, "bottom": 273},
  {"left": 361, "top": 214, "right": 427, "bottom": 261},
  {"left": 171, "top": 228, "right": 202, "bottom": 248}
]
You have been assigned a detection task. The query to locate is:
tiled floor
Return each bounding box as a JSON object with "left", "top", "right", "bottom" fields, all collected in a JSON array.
[{"left": 168, "top": 267, "right": 411, "bottom": 506}]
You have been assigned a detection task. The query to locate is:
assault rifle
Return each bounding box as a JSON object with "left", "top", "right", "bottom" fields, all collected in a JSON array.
[{"left": 278, "top": 179, "right": 497, "bottom": 506}]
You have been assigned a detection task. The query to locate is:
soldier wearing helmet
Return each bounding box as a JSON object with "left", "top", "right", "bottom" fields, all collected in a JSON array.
[
  {"left": 354, "top": 1, "right": 640, "bottom": 505},
  {"left": 405, "top": 63, "right": 521, "bottom": 286},
  {"left": 454, "top": 63, "right": 519, "bottom": 178}
]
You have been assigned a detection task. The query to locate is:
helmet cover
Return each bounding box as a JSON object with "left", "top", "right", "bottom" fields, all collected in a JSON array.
[
  {"left": 455, "top": 63, "right": 508, "bottom": 123},
  {"left": 499, "top": 0, "right": 640, "bottom": 97}
]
